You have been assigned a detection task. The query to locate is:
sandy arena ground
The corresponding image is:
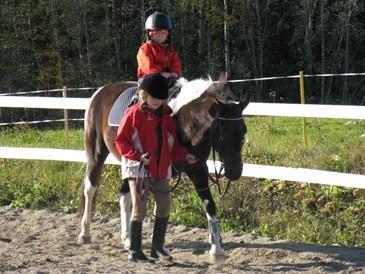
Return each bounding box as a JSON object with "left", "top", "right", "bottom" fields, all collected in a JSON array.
[{"left": 1, "top": 206, "right": 365, "bottom": 273}]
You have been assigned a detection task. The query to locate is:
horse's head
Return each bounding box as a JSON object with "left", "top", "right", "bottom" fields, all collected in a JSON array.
[
  {"left": 212, "top": 91, "right": 249, "bottom": 180},
  {"left": 169, "top": 75, "right": 249, "bottom": 180}
]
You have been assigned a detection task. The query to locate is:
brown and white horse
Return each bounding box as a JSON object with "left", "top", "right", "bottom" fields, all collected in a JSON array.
[{"left": 78, "top": 76, "right": 249, "bottom": 257}]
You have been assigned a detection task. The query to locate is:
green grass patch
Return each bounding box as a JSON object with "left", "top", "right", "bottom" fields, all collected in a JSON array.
[{"left": 0, "top": 125, "right": 83, "bottom": 149}]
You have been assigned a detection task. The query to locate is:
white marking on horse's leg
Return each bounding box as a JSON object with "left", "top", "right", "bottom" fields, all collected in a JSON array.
[
  {"left": 78, "top": 177, "right": 97, "bottom": 244},
  {"left": 119, "top": 191, "right": 131, "bottom": 250},
  {"left": 204, "top": 199, "right": 225, "bottom": 256}
]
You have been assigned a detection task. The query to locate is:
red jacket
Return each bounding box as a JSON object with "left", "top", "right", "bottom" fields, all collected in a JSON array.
[
  {"left": 137, "top": 41, "right": 182, "bottom": 79},
  {"left": 115, "top": 103, "right": 188, "bottom": 179}
]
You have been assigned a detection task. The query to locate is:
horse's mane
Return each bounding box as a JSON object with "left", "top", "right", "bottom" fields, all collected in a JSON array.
[
  {"left": 168, "top": 77, "right": 214, "bottom": 114},
  {"left": 168, "top": 77, "right": 228, "bottom": 146}
]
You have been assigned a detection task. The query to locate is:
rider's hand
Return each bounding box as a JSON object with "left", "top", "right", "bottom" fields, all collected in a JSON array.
[
  {"left": 140, "top": 153, "right": 151, "bottom": 166},
  {"left": 185, "top": 154, "right": 197, "bottom": 164}
]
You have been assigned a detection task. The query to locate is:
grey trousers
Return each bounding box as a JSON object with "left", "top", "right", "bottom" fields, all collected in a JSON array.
[{"left": 128, "top": 177, "right": 171, "bottom": 222}]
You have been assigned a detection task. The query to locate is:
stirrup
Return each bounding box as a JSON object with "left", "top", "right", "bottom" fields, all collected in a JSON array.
[
  {"left": 151, "top": 247, "right": 173, "bottom": 262},
  {"left": 128, "top": 250, "right": 149, "bottom": 263}
]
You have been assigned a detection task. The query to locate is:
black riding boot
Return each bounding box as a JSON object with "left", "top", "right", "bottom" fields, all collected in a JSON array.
[
  {"left": 128, "top": 221, "right": 148, "bottom": 262},
  {"left": 151, "top": 216, "right": 173, "bottom": 262}
]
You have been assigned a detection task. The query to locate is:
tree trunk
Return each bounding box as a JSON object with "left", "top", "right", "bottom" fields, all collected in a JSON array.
[
  {"left": 50, "top": 0, "right": 64, "bottom": 86},
  {"left": 320, "top": 0, "right": 326, "bottom": 103},
  {"left": 343, "top": 3, "right": 353, "bottom": 104},
  {"left": 224, "top": 0, "right": 230, "bottom": 78},
  {"left": 81, "top": 0, "right": 93, "bottom": 85},
  {"left": 112, "top": 0, "right": 121, "bottom": 74},
  {"left": 254, "top": 0, "right": 263, "bottom": 100},
  {"left": 27, "top": 0, "right": 45, "bottom": 87},
  {"left": 77, "top": 0, "right": 85, "bottom": 86},
  {"left": 303, "top": 0, "right": 318, "bottom": 100},
  {"left": 343, "top": 22, "right": 350, "bottom": 104},
  {"left": 207, "top": 0, "right": 212, "bottom": 75},
  {"left": 140, "top": 0, "right": 145, "bottom": 43}
]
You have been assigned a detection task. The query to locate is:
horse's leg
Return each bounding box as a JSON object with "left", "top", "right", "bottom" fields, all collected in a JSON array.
[
  {"left": 118, "top": 178, "right": 131, "bottom": 249},
  {"left": 187, "top": 164, "right": 224, "bottom": 256},
  {"left": 78, "top": 128, "right": 109, "bottom": 244}
]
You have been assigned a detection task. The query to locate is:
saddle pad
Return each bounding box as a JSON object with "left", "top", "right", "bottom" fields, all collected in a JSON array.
[{"left": 108, "top": 86, "right": 138, "bottom": 127}]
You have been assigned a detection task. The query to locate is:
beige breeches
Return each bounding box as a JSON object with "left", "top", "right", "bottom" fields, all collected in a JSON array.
[{"left": 128, "top": 178, "right": 171, "bottom": 222}]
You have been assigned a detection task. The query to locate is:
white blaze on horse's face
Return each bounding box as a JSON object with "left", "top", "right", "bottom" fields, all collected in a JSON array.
[{"left": 168, "top": 77, "right": 213, "bottom": 114}]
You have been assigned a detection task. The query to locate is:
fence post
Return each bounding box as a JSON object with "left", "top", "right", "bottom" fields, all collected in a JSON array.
[
  {"left": 62, "top": 86, "right": 69, "bottom": 148},
  {"left": 299, "top": 71, "right": 308, "bottom": 148}
]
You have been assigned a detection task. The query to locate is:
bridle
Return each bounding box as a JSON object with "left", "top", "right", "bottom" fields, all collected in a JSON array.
[{"left": 209, "top": 107, "right": 244, "bottom": 198}]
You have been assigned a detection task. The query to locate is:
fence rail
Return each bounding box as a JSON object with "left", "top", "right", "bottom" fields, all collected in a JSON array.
[
  {"left": 1, "top": 96, "right": 364, "bottom": 119},
  {"left": 0, "top": 96, "right": 364, "bottom": 189},
  {"left": 0, "top": 146, "right": 364, "bottom": 189}
]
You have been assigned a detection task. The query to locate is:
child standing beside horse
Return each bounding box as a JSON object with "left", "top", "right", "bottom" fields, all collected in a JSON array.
[
  {"left": 115, "top": 73, "right": 196, "bottom": 263},
  {"left": 137, "top": 11, "right": 182, "bottom": 86}
]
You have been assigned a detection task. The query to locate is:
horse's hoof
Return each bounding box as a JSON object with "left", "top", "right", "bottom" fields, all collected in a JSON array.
[
  {"left": 209, "top": 254, "right": 226, "bottom": 265},
  {"left": 209, "top": 244, "right": 224, "bottom": 256},
  {"left": 78, "top": 235, "right": 91, "bottom": 244}
]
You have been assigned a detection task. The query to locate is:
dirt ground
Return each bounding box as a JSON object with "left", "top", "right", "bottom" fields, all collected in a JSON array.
[{"left": 1, "top": 206, "right": 365, "bottom": 273}]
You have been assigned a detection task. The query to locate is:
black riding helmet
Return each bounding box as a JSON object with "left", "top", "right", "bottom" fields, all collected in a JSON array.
[{"left": 145, "top": 12, "right": 172, "bottom": 30}]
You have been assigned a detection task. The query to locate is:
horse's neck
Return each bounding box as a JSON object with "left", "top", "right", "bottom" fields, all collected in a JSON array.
[
  {"left": 168, "top": 77, "right": 213, "bottom": 115},
  {"left": 169, "top": 77, "right": 219, "bottom": 147},
  {"left": 173, "top": 100, "right": 217, "bottom": 147}
]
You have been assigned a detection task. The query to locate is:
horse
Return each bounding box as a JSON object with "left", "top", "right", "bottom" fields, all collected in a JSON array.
[{"left": 78, "top": 75, "right": 250, "bottom": 257}]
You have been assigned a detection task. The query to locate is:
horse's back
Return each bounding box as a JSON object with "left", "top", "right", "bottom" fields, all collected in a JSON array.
[
  {"left": 89, "top": 82, "right": 137, "bottom": 110},
  {"left": 85, "top": 82, "right": 138, "bottom": 160}
]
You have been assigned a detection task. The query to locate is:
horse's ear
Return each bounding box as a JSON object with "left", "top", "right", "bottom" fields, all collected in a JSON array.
[
  {"left": 218, "top": 72, "right": 227, "bottom": 82},
  {"left": 239, "top": 91, "right": 250, "bottom": 110},
  {"left": 209, "top": 72, "right": 227, "bottom": 99}
]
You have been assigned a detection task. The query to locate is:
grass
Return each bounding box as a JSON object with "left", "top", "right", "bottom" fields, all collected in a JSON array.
[
  {"left": 0, "top": 117, "right": 364, "bottom": 247},
  {"left": 0, "top": 124, "right": 83, "bottom": 149}
]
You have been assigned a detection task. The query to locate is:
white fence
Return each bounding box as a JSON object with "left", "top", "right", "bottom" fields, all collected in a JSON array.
[
  {"left": 1, "top": 96, "right": 365, "bottom": 119},
  {"left": 0, "top": 96, "right": 364, "bottom": 189}
]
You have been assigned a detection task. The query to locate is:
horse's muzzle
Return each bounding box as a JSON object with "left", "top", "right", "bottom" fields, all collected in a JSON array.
[{"left": 224, "top": 163, "right": 243, "bottom": 181}]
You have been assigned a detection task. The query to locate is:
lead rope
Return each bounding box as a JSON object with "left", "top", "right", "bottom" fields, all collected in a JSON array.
[{"left": 136, "top": 161, "right": 150, "bottom": 201}]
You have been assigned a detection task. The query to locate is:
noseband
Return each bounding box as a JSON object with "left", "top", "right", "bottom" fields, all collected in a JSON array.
[{"left": 212, "top": 108, "right": 244, "bottom": 161}]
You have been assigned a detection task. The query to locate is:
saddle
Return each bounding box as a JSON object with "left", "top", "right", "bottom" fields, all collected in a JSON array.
[
  {"left": 108, "top": 86, "right": 138, "bottom": 127},
  {"left": 108, "top": 77, "right": 180, "bottom": 127}
]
